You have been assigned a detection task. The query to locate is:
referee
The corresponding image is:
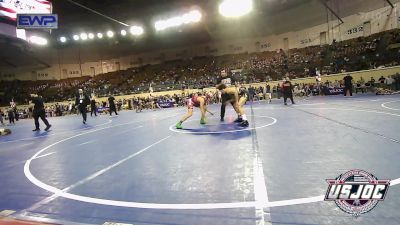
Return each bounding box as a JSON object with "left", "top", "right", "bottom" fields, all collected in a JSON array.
[
  {"left": 282, "top": 77, "right": 295, "bottom": 105},
  {"left": 75, "top": 89, "right": 90, "bottom": 124},
  {"left": 216, "top": 70, "right": 235, "bottom": 121},
  {"left": 30, "top": 94, "right": 51, "bottom": 131},
  {"left": 90, "top": 97, "right": 97, "bottom": 117},
  {"left": 108, "top": 95, "right": 118, "bottom": 116},
  {"left": 343, "top": 74, "right": 353, "bottom": 96}
]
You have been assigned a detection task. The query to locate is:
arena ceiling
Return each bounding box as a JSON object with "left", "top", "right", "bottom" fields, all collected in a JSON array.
[
  {"left": 51, "top": 0, "right": 398, "bottom": 42},
  {"left": 51, "top": 0, "right": 320, "bottom": 50},
  {"left": 0, "top": 0, "right": 399, "bottom": 71},
  {"left": 53, "top": 0, "right": 400, "bottom": 55}
]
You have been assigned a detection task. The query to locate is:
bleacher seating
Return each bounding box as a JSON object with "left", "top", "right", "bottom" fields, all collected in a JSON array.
[{"left": 1, "top": 29, "right": 399, "bottom": 106}]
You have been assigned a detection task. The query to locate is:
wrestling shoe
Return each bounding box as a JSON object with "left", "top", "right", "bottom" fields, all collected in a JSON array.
[
  {"left": 175, "top": 122, "right": 183, "bottom": 129},
  {"left": 234, "top": 117, "right": 243, "bottom": 123},
  {"left": 239, "top": 120, "right": 249, "bottom": 127}
]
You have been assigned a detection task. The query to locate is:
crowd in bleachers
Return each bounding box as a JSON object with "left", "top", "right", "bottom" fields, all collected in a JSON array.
[
  {"left": 1, "top": 29, "right": 400, "bottom": 108},
  {"left": 1, "top": 71, "right": 400, "bottom": 124}
]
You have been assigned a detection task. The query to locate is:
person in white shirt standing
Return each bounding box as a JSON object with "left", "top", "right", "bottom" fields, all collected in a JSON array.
[
  {"left": 265, "top": 82, "right": 272, "bottom": 103},
  {"left": 75, "top": 89, "right": 90, "bottom": 124},
  {"left": 315, "top": 70, "right": 322, "bottom": 95},
  {"left": 385, "top": 76, "right": 395, "bottom": 90}
]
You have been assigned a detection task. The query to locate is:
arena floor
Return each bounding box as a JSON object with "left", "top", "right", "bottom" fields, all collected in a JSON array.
[{"left": 1, "top": 94, "right": 400, "bottom": 225}]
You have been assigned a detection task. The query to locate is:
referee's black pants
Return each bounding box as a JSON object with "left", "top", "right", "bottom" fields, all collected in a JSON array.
[
  {"left": 344, "top": 85, "right": 353, "bottom": 96},
  {"left": 91, "top": 106, "right": 97, "bottom": 116},
  {"left": 109, "top": 105, "right": 118, "bottom": 115},
  {"left": 78, "top": 105, "right": 87, "bottom": 122},
  {"left": 33, "top": 109, "right": 50, "bottom": 130},
  {"left": 220, "top": 93, "right": 235, "bottom": 119},
  {"left": 9, "top": 116, "right": 14, "bottom": 124},
  {"left": 283, "top": 92, "right": 294, "bottom": 104}
]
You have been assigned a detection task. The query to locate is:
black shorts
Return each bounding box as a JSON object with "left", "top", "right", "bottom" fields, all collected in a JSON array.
[{"left": 222, "top": 93, "right": 235, "bottom": 103}]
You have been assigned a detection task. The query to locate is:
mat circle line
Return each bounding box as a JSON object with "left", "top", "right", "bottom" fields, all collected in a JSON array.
[
  {"left": 169, "top": 115, "right": 277, "bottom": 134},
  {"left": 381, "top": 100, "right": 400, "bottom": 111},
  {"left": 24, "top": 108, "right": 400, "bottom": 209}
]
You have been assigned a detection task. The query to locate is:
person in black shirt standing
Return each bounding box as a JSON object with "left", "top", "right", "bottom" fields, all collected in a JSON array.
[
  {"left": 108, "top": 95, "right": 118, "bottom": 116},
  {"left": 216, "top": 70, "right": 235, "bottom": 122},
  {"left": 394, "top": 73, "right": 400, "bottom": 90},
  {"left": 90, "top": 97, "right": 97, "bottom": 117},
  {"left": 276, "top": 84, "right": 281, "bottom": 99},
  {"left": 378, "top": 76, "right": 385, "bottom": 88},
  {"left": 14, "top": 108, "right": 19, "bottom": 121},
  {"left": 0, "top": 109, "right": 4, "bottom": 125},
  {"left": 30, "top": 94, "right": 51, "bottom": 131},
  {"left": 75, "top": 89, "right": 90, "bottom": 124},
  {"left": 343, "top": 74, "right": 353, "bottom": 96},
  {"left": 248, "top": 85, "right": 255, "bottom": 102},
  {"left": 7, "top": 108, "right": 15, "bottom": 125},
  {"left": 282, "top": 78, "right": 295, "bottom": 105}
]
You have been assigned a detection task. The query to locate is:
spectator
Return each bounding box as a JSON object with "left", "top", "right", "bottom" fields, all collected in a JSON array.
[
  {"left": 265, "top": 82, "right": 272, "bottom": 103},
  {"left": 28, "top": 107, "right": 33, "bottom": 119},
  {"left": 394, "top": 73, "right": 400, "bottom": 90},
  {"left": 281, "top": 77, "right": 295, "bottom": 105},
  {"left": 248, "top": 85, "right": 255, "bottom": 102},
  {"left": 7, "top": 108, "right": 15, "bottom": 125},
  {"left": 108, "top": 96, "right": 118, "bottom": 116},
  {"left": 90, "top": 98, "right": 97, "bottom": 117},
  {"left": 385, "top": 75, "right": 395, "bottom": 90},
  {"left": 343, "top": 74, "right": 354, "bottom": 96},
  {"left": 378, "top": 75, "right": 386, "bottom": 87},
  {"left": 0, "top": 109, "right": 4, "bottom": 125},
  {"left": 355, "top": 80, "right": 365, "bottom": 93},
  {"left": 365, "top": 77, "right": 375, "bottom": 92}
]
